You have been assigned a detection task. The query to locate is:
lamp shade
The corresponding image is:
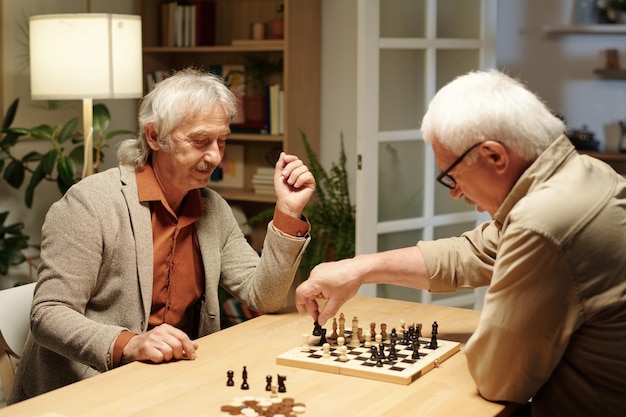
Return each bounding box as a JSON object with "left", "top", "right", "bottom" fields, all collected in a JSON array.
[{"left": 29, "top": 13, "right": 143, "bottom": 100}]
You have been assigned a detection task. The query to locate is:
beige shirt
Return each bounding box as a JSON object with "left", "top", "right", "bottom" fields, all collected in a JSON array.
[{"left": 419, "top": 135, "right": 626, "bottom": 417}]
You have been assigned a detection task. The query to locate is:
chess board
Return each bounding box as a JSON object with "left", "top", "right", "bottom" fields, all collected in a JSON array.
[{"left": 276, "top": 333, "right": 460, "bottom": 385}]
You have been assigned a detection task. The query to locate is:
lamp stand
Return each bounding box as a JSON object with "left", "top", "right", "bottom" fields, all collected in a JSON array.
[{"left": 82, "top": 98, "right": 94, "bottom": 178}]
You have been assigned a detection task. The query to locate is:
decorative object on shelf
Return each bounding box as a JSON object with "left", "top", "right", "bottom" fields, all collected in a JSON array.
[
  {"left": 596, "top": 0, "right": 626, "bottom": 23},
  {"left": 575, "top": 0, "right": 601, "bottom": 24},
  {"left": 1, "top": 99, "right": 133, "bottom": 208},
  {"left": 269, "top": 3, "right": 284, "bottom": 39},
  {"left": 209, "top": 144, "right": 245, "bottom": 189},
  {"left": 603, "top": 48, "right": 620, "bottom": 69},
  {"left": 29, "top": 13, "right": 143, "bottom": 178}
]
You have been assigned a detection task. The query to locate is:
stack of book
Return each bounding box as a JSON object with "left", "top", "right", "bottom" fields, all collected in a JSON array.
[
  {"left": 252, "top": 167, "right": 275, "bottom": 195},
  {"left": 161, "top": 0, "right": 216, "bottom": 47}
]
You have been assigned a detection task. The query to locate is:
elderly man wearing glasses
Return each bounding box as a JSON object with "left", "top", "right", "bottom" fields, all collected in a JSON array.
[{"left": 295, "top": 69, "right": 626, "bottom": 417}]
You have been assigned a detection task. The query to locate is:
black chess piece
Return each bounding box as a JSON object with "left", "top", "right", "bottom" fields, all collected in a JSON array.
[
  {"left": 388, "top": 340, "right": 397, "bottom": 361},
  {"left": 312, "top": 321, "right": 322, "bottom": 336},
  {"left": 429, "top": 321, "right": 438, "bottom": 349},
  {"left": 370, "top": 346, "right": 378, "bottom": 361},
  {"left": 241, "top": 366, "right": 249, "bottom": 390},
  {"left": 412, "top": 340, "right": 420, "bottom": 359},
  {"left": 316, "top": 328, "right": 328, "bottom": 346},
  {"left": 265, "top": 375, "right": 272, "bottom": 391},
  {"left": 226, "top": 370, "right": 234, "bottom": 386},
  {"left": 277, "top": 374, "right": 287, "bottom": 393}
]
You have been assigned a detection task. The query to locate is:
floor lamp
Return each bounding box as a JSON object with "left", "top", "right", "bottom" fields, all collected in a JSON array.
[{"left": 29, "top": 13, "right": 143, "bottom": 178}]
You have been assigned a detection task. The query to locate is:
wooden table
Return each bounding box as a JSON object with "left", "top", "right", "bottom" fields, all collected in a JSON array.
[{"left": 0, "top": 296, "right": 518, "bottom": 417}]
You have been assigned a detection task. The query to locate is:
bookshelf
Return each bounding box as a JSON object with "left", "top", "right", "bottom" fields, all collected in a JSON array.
[{"left": 136, "top": 0, "right": 320, "bottom": 249}]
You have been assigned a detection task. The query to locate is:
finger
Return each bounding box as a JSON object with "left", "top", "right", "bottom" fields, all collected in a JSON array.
[
  {"left": 181, "top": 339, "right": 198, "bottom": 360},
  {"left": 317, "top": 297, "right": 343, "bottom": 325}
]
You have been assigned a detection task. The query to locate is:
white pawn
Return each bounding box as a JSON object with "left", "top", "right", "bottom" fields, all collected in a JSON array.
[
  {"left": 322, "top": 343, "right": 331, "bottom": 359},
  {"left": 300, "top": 333, "right": 310, "bottom": 351},
  {"left": 375, "top": 334, "right": 382, "bottom": 345},
  {"left": 363, "top": 330, "right": 372, "bottom": 348},
  {"left": 337, "top": 336, "right": 345, "bottom": 347},
  {"left": 339, "top": 345, "right": 348, "bottom": 362}
]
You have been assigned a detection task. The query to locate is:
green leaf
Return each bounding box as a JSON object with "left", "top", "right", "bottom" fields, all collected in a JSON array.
[
  {"left": 105, "top": 129, "right": 133, "bottom": 140},
  {"left": 56, "top": 155, "right": 76, "bottom": 194},
  {"left": 69, "top": 145, "right": 85, "bottom": 165},
  {"left": 25, "top": 163, "right": 46, "bottom": 208},
  {"left": 58, "top": 118, "right": 79, "bottom": 144},
  {"left": 28, "top": 126, "right": 54, "bottom": 141},
  {"left": 3, "top": 160, "right": 25, "bottom": 188},
  {"left": 1, "top": 98, "right": 19, "bottom": 130},
  {"left": 0, "top": 129, "right": 25, "bottom": 149},
  {"left": 21, "top": 151, "right": 42, "bottom": 163},
  {"left": 93, "top": 104, "right": 111, "bottom": 133},
  {"left": 0, "top": 211, "right": 8, "bottom": 226},
  {"left": 41, "top": 149, "right": 60, "bottom": 175}
]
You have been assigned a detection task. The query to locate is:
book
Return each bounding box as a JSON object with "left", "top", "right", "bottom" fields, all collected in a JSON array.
[
  {"left": 195, "top": 0, "right": 216, "bottom": 46},
  {"left": 269, "top": 84, "right": 280, "bottom": 135},
  {"left": 209, "top": 144, "right": 244, "bottom": 188}
]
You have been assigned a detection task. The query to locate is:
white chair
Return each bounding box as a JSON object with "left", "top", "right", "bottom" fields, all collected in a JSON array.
[{"left": 0, "top": 282, "right": 36, "bottom": 401}]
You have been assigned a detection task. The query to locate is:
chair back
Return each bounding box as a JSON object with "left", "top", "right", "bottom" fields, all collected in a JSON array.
[{"left": 0, "top": 282, "right": 36, "bottom": 400}]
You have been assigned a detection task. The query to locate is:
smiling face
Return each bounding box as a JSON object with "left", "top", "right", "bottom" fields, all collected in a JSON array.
[
  {"left": 432, "top": 140, "right": 524, "bottom": 218},
  {"left": 146, "top": 105, "right": 231, "bottom": 206}
]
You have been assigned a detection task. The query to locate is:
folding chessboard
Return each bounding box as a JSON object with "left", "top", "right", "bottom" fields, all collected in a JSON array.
[{"left": 276, "top": 330, "right": 460, "bottom": 385}]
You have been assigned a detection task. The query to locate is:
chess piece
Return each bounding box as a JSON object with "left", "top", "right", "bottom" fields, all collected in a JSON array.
[
  {"left": 226, "top": 370, "right": 234, "bottom": 386},
  {"left": 349, "top": 316, "right": 360, "bottom": 347},
  {"left": 241, "top": 366, "right": 249, "bottom": 390},
  {"left": 339, "top": 345, "right": 348, "bottom": 362},
  {"left": 277, "top": 374, "right": 287, "bottom": 393},
  {"left": 369, "top": 322, "right": 376, "bottom": 338},
  {"left": 369, "top": 346, "right": 378, "bottom": 361},
  {"left": 380, "top": 323, "right": 387, "bottom": 341},
  {"left": 265, "top": 375, "right": 272, "bottom": 391},
  {"left": 322, "top": 343, "right": 331, "bottom": 359},
  {"left": 316, "top": 328, "right": 328, "bottom": 346},
  {"left": 312, "top": 321, "right": 322, "bottom": 336},
  {"left": 412, "top": 340, "right": 420, "bottom": 359},
  {"left": 388, "top": 340, "right": 397, "bottom": 361},
  {"left": 300, "top": 333, "right": 310, "bottom": 351},
  {"left": 338, "top": 313, "right": 346, "bottom": 338},
  {"left": 429, "top": 321, "right": 438, "bottom": 349},
  {"left": 364, "top": 330, "right": 372, "bottom": 348}
]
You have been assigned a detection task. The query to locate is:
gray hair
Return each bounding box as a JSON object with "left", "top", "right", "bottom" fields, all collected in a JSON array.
[
  {"left": 420, "top": 69, "right": 566, "bottom": 162},
  {"left": 117, "top": 67, "right": 238, "bottom": 167}
]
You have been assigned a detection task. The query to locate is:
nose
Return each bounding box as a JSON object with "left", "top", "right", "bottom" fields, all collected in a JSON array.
[{"left": 203, "top": 141, "right": 223, "bottom": 164}]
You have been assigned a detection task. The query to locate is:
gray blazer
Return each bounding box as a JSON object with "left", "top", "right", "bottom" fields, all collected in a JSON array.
[{"left": 9, "top": 165, "right": 309, "bottom": 403}]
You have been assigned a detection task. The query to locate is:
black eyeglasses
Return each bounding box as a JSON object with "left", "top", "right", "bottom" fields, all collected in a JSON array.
[{"left": 436, "top": 142, "right": 481, "bottom": 189}]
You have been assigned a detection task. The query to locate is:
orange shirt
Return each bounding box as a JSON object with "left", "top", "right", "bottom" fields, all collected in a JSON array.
[
  {"left": 136, "top": 163, "right": 204, "bottom": 338},
  {"left": 110, "top": 162, "right": 310, "bottom": 367}
]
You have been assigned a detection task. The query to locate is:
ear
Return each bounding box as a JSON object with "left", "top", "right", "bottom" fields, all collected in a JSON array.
[
  {"left": 144, "top": 123, "right": 161, "bottom": 151},
  {"left": 478, "top": 140, "right": 509, "bottom": 174}
]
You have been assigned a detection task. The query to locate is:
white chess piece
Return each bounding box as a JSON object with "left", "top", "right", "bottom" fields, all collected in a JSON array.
[
  {"left": 300, "top": 333, "right": 310, "bottom": 351},
  {"left": 322, "top": 343, "right": 331, "bottom": 359},
  {"left": 364, "top": 330, "right": 372, "bottom": 348},
  {"left": 339, "top": 345, "right": 348, "bottom": 362}
]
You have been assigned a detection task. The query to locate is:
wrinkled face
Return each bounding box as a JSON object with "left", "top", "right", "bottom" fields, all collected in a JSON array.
[
  {"left": 432, "top": 140, "right": 505, "bottom": 218},
  {"left": 150, "top": 106, "right": 231, "bottom": 197}
]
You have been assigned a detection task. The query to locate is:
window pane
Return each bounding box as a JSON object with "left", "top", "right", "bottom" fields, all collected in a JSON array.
[
  {"left": 436, "top": 0, "right": 481, "bottom": 39},
  {"left": 379, "top": 140, "right": 424, "bottom": 222},
  {"left": 377, "top": 228, "right": 423, "bottom": 252},
  {"left": 379, "top": 49, "right": 424, "bottom": 131},
  {"left": 380, "top": 0, "right": 425, "bottom": 38},
  {"left": 435, "top": 49, "right": 481, "bottom": 91},
  {"left": 434, "top": 222, "right": 477, "bottom": 239}
]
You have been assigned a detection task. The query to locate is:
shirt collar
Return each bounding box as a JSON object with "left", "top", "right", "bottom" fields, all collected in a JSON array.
[
  {"left": 136, "top": 161, "right": 204, "bottom": 220},
  {"left": 493, "top": 134, "right": 576, "bottom": 226}
]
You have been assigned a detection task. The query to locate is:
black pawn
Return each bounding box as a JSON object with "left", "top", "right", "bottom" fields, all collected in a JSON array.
[
  {"left": 226, "top": 370, "right": 234, "bottom": 386},
  {"left": 241, "top": 366, "right": 249, "bottom": 390},
  {"left": 412, "top": 340, "right": 420, "bottom": 359},
  {"left": 312, "top": 321, "right": 322, "bottom": 336},
  {"left": 265, "top": 375, "right": 272, "bottom": 391},
  {"left": 429, "top": 321, "right": 438, "bottom": 349},
  {"left": 388, "top": 341, "right": 397, "bottom": 361}
]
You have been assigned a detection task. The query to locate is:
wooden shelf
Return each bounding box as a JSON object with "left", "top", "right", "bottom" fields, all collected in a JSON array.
[
  {"left": 582, "top": 151, "right": 626, "bottom": 162},
  {"left": 592, "top": 69, "right": 626, "bottom": 79},
  {"left": 543, "top": 24, "right": 626, "bottom": 34},
  {"left": 143, "top": 41, "right": 285, "bottom": 54},
  {"left": 212, "top": 187, "right": 275, "bottom": 203}
]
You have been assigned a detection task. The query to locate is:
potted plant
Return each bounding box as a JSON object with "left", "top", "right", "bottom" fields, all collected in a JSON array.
[
  {"left": 247, "top": 131, "right": 356, "bottom": 279},
  {"left": 1, "top": 98, "right": 133, "bottom": 208},
  {"left": 0, "top": 211, "right": 29, "bottom": 278},
  {"left": 242, "top": 55, "right": 283, "bottom": 126}
]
